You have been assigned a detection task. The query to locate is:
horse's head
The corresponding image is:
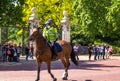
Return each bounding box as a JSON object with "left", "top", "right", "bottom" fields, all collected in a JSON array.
[{"left": 29, "top": 28, "right": 40, "bottom": 41}]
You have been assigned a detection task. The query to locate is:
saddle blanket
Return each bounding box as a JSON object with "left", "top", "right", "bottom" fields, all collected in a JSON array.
[{"left": 54, "top": 42, "right": 62, "bottom": 52}]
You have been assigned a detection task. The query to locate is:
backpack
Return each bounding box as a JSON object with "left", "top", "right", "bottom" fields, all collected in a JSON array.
[{"left": 7, "top": 49, "right": 11, "bottom": 55}]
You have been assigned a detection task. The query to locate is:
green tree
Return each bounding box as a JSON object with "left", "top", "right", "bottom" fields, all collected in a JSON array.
[
  {"left": 106, "top": 0, "right": 120, "bottom": 40},
  {"left": 72, "top": 0, "right": 120, "bottom": 44},
  {"left": 23, "top": 0, "right": 74, "bottom": 28},
  {"left": 0, "top": 0, "right": 24, "bottom": 27},
  {"left": 22, "top": 0, "right": 75, "bottom": 44},
  {"left": 0, "top": 0, "right": 25, "bottom": 43}
]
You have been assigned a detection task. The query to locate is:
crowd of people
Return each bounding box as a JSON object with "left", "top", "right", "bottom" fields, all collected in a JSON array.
[
  {"left": 0, "top": 42, "right": 114, "bottom": 62},
  {"left": 73, "top": 43, "right": 114, "bottom": 61},
  {"left": 25, "top": 44, "right": 34, "bottom": 61},
  {"left": 1, "top": 42, "right": 21, "bottom": 62},
  {"left": 93, "top": 44, "right": 113, "bottom": 60},
  {"left": 88, "top": 43, "right": 113, "bottom": 61},
  {"left": 0, "top": 42, "right": 34, "bottom": 62}
]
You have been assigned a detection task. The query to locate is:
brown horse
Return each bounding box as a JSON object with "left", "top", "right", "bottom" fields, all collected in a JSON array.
[{"left": 29, "top": 28, "right": 78, "bottom": 81}]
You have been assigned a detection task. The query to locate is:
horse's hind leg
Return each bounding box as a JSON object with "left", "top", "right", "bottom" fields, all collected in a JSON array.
[
  {"left": 47, "top": 62, "right": 57, "bottom": 81},
  {"left": 61, "top": 59, "right": 70, "bottom": 80}
]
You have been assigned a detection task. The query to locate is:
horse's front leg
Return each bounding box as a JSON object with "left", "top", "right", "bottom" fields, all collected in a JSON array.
[
  {"left": 35, "top": 62, "right": 41, "bottom": 81},
  {"left": 47, "top": 62, "right": 57, "bottom": 81}
]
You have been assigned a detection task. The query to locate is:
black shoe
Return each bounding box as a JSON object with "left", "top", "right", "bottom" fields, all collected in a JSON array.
[
  {"left": 54, "top": 56, "right": 58, "bottom": 60},
  {"left": 103, "top": 58, "right": 105, "bottom": 60}
]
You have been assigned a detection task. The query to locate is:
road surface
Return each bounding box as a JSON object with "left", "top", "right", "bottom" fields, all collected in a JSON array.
[{"left": 0, "top": 55, "right": 120, "bottom": 81}]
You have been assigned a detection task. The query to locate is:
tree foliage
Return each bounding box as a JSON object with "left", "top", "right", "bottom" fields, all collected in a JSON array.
[
  {"left": 23, "top": 0, "right": 74, "bottom": 28},
  {"left": 106, "top": 0, "right": 120, "bottom": 39},
  {"left": 72, "top": 0, "right": 120, "bottom": 45},
  {"left": 0, "top": 0, "right": 24, "bottom": 27},
  {"left": 0, "top": 0, "right": 25, "bottom": 43},
  {"left": 1, "top": 0, "right": 120, "bottom": 46}
]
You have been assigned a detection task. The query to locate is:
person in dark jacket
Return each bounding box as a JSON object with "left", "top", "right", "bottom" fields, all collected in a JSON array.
[
  {"left": 25, "top": 45, "right": 30, "bottom": 61},
  {"left": 88, "top": 44, "right": 93, "bottom": 61}
]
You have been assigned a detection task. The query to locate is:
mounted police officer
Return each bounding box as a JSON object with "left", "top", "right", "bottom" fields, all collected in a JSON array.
[{"left": 43, "top": 19, "right": 59, "bottom": 60}]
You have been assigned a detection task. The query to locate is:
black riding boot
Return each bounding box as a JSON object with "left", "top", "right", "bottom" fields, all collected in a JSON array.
[{"left": 52, "top": 46, "right": 58, "bottom": 60}]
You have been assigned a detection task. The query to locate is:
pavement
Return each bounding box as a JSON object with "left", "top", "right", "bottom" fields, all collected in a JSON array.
[
  {"left": 0, "top": 56, "right": 34, "bottom": 66},
  {"left": 0, "top": 55, "right": 119, "bottom": 66},
  {"left": 0, "top": 55, "right": 120, "bottom": 81}
]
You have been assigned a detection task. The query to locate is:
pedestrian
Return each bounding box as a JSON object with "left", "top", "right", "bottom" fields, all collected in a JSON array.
[
  {"left": 30, "top": 44, "right": 34, "bottom": 59},
  {"left": 43, "top": 19, "right": 59, "bottom": 60},
  {"left": 17, "top": 43, "right": 21, "bottom": 62},
  {"left": 93, "top": 45, "right": 97, "bottom": 60},
  {"left": 1, "top": 44, "right": 7, "bottom": 61},
  {"left": 102, "top": 44, "right": 106, "bottom": 60},
  {"left": 25, "top": 45, "right": 30, "bottom": 61},
  {"left": 73, "top": 43, "right": 80, "bottom": 61},
  {"left": 88, "top": 44, "right": 93, "bottom": 61},
  {"left": 97, "top": 45, "right": 101, "bottom": 60},
  {"left": 105, "top": 45, "right": 109, "bottom": 59},
  {"left": 6, "top": 44, "right": 12, "bottom": 62},
  {"left": 108, "top": 46, "right": 113, "bottom": 59},
  {"left": 13, "top": 44, "right": 18, "bottom": 62},
  {"left": 99, "top": 45, "right": 103, "bottom": 60}
]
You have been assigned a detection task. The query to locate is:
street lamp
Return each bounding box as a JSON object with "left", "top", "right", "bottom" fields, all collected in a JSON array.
[{"left": 61, "top": 11, "right": 70, "bottom": 42}]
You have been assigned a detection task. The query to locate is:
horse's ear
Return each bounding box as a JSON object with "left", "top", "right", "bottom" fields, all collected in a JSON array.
[{"left": 32, "top": 28, "right": 38, "bottom": 32}]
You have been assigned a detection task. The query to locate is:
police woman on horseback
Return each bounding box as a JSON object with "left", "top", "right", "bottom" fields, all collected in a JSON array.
[{"left": 43, "top": 19, "right": 59, "bottom": 60}]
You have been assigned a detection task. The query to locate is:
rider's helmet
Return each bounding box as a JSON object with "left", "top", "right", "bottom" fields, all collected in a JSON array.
[{"left": 45, "top": 19, "right": 54, "bottom": 25}]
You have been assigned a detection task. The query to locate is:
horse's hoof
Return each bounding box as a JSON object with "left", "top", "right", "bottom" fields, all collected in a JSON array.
[
  {"left": 35, "top": 80, "right": 38, "bottom": 81},
  {"left": 62, "top": 77, "right": 68, "bottom": 80},
  {"left": 35, "top": 79, "right": 39, "bottom": 81},
  {"left": 53, "top": 78, "right": 57, "bottom": 81}
]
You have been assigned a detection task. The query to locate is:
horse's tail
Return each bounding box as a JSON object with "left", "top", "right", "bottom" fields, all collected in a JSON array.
[{"left": 70, "top": 44, "right": 79, "bottom": 66}]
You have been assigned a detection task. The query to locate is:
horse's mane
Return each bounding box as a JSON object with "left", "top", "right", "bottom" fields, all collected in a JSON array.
[
  {"left": 39, "top": 31, "right": 47, "bottom": 42},
  {"left": 30, "top": 28, "right": 48, "bottom": 47},
  {"left": 34, "top": 29, "right": 47, "bottom": 43}
]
